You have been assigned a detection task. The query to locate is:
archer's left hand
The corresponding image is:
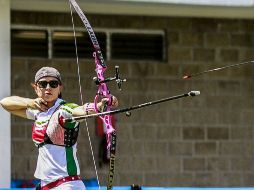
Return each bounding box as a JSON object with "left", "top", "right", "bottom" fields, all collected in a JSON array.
[{"left": 98, "top": 96, "right": 118, "bottom": 111}]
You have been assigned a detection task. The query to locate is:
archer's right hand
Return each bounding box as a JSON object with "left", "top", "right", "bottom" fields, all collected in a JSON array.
[{"left": 30, "top": 98, "right": 48, "bottom": 112}]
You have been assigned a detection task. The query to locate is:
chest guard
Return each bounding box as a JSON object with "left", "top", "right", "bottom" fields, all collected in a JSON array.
[
  {"left": 32, "top": 103, "right": 80, "bottom": 148},
  {"left": 32, "top": 120, "right": 79, "bottom": 148},
  {"left": 59, "top": 116, "right": 80, "bottom": 147}
]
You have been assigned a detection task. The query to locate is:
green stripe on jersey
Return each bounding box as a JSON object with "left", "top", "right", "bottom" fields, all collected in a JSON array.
[
  {"left": 66, "top": 147, "right": 77, "bottom": 176},
  {"left": 64, "top": 120, "right": 77, "bottom": 129}
]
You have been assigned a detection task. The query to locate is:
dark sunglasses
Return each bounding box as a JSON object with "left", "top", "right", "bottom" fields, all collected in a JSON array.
[{"left": 37, "top": 80, "right": 60, "bottom": 88}]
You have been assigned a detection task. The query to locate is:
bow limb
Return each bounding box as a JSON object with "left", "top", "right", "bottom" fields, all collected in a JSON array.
[
  {"left": 69, "top": 1, "right": 116, "bottom": 190},
  {"left": 68, "top": 0, "right": 102, "bottom": 188}
]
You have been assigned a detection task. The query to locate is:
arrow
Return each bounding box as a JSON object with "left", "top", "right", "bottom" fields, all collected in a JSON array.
[{"left": 182, "top": 61, "right": 254, "bottom": 79}]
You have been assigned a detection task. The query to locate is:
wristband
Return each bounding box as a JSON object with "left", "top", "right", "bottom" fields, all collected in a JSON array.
[{"left": 84, "top": 103, "right": 95, "bottom": 115}]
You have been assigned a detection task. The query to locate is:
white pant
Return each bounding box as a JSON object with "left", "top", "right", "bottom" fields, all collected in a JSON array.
[{"left": 51, "top": 180, "right": 86, "bottom": 190}]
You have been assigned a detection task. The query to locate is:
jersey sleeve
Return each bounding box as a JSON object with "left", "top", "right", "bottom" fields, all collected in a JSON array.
[
  {"left": 59, "top": 103, "right": 80, "bottom": 129},
  {"left": 59, "top": 103, "right": 79, "bottom": 118}
]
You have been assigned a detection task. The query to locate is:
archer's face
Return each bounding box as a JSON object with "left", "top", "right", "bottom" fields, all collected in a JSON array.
[{"left": 35, "top": 76, "right": 62, "bottom": 103}]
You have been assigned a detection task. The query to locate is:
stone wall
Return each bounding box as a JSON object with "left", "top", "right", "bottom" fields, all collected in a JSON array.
[{"left": 10, "top": 11, "right": 254, "bottom": 187}]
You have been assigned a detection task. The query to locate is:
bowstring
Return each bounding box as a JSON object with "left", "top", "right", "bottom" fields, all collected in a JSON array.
[{"left": 69, "top": 1, "right": 101, "bottom": 189}]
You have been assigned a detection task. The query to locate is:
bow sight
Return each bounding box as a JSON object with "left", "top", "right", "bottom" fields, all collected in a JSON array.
[{"left": 93, "top": 65, "right": 127, "bottom": 90}]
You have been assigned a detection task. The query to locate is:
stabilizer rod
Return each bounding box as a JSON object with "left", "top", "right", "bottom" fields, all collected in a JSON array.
[{"left": 65, "top": 90, "right": 200, "bottom": 122}]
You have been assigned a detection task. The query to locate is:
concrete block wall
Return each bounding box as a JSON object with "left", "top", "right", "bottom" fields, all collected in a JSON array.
[{"left": 10, "top": 11, "right": 254, "bottom": 187}]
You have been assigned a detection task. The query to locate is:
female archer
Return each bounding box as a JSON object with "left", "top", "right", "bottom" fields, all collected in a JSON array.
[{"left": 0, "top": 66, "right": 118, "bottom": 190}]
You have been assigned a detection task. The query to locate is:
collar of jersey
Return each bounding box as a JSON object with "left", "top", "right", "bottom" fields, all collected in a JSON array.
[{"left": 38, "top": 98, "right": 65, "bottom": 117}]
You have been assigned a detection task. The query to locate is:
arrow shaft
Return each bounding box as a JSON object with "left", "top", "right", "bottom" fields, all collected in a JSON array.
[{"left": 184, "top": 60, "right": 254, "bottom": 79}]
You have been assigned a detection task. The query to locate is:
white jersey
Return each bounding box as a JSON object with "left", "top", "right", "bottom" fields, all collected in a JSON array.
[{"left": 26, "top": 98, "right": 81, "bottom": 184}]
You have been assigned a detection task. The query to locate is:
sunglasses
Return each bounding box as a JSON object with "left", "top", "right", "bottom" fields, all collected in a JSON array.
[{"left": 37, "top": 80, "right": 60, "bottom": 88}]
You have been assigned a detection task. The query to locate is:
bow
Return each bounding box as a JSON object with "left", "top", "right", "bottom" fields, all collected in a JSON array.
[{"left": 68, "top": 0, "right": 126, "bottom": 189}]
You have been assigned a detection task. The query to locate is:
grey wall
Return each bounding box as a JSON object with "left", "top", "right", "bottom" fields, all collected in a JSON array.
[{"left": 10, "top": 11, "right": 254, "bottom": 187}]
